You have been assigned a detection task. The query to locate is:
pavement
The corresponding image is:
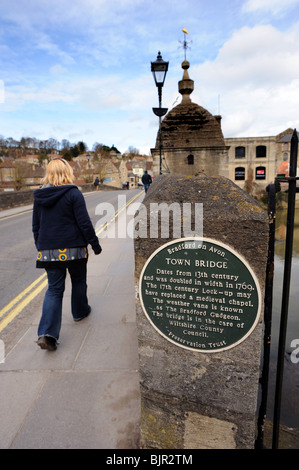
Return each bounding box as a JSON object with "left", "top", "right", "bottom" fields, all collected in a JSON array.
[{"left": 0, "top": 194, "right": 143, "bottom": 449}]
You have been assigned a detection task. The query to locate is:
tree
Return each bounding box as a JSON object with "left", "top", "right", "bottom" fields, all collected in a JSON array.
[
  {"left": 13, "top": 162, "right": 25, "bottom": 191},
  {"left": 70, "top": 145, "right": 80, "bottom": 159},
  {"left": 39, "top": 138, "right": 59, "bottom": 155},
  {"left": 125, "top": 146, "right": 139, "bottom": 158},
  {"left": 93, "top": 143, "right": 110, "bottom": 158},
  {"left": 47, "top": 138, "right": 60, "bottom": 153},
  {"left": 78, "top": 141, "right": 87, "bottom": 154},
  {"left": 94, "top": 154, "right": 108, "bottom": 184},
  {"left": 19, "top": 137, "right": 30, "bottom": 149},
  {"left": 92, "top": 142, "right": 100, "bottom": 151},
  {"left": 61, "top": 148, "right": 72, "bottom": 161},
  {"left": 6, "top": 137, "right": 18, "bottom": 148},
  {"left": 61, "top": 139, "right": 71, "bottom": 151},
  {"left": 38, "top": 153, "right": 49, "bottom": 165},
  {"left": 111, "top": 144, "right": 121, "bottom": 154}
]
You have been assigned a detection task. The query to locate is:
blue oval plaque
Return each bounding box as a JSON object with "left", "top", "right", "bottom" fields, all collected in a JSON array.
[{"left": 139, "top": 238, "right": 262, "bottom": 352}]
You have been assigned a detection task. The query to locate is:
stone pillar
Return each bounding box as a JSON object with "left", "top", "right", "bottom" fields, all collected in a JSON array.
[{"left": 134, "top": 174, "right": 268, "bottom": 449}]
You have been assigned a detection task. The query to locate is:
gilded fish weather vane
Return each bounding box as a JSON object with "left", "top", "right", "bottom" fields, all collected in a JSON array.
[{"left": 181, "top": 28, "right": 191, "bottom": 60}]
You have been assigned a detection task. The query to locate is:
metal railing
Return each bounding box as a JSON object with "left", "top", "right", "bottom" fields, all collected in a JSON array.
[{"left": 256, "top": 129, "right": 298, "bottom": 449}]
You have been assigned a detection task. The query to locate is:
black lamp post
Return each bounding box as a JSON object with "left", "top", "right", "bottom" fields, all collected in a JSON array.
[{"left": 151, "top": 51, "right": 168, "bottom": 174}]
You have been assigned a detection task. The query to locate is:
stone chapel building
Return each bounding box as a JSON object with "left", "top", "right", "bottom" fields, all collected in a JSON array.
[{"left": 151, "top": 59, "right": 229, "bottom": 178}]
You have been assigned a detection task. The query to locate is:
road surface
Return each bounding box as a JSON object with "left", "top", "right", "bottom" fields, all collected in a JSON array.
[{"left": 0, "top": 188, "right": 141, "bottom": 352}]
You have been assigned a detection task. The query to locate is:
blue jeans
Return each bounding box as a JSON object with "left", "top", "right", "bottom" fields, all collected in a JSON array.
[{"left": 38, "top": 261, "right": 89, "bottom": 340}]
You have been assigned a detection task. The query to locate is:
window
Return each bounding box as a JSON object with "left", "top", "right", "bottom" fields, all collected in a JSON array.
[
  {"left": 187, "top": 154, "right": 194, "bottom": 165},
  {"left": 235, "top": 146, "right": 245, "bottom": 158},
  {"left": 3, "top": 168, "right": 14, "bottom": 181},
  {"left": 256, "top": 166, "right": 266, "bottom": 180},
  {"left": 235, "top": 167, "right": 245, "bottom": 181},
  {"left": 256, "top": 145, "right": 266, "bottom": 158}
]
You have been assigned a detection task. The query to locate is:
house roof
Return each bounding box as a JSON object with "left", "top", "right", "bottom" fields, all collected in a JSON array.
[
  {"left": 0, "top": 159, "right": 16, "bottom": 168},
  {"left": 278, "top": 132, "right": 299, "bottom": 143},
  {"left": 146, "top": 161, "right": 153, "bottom": 171}
]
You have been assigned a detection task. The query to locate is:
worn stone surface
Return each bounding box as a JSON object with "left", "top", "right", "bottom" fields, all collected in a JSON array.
[
  {"left": 134, "top": 174, "right": 268, "bottom": 449},
  {"left": 158, "top": 102, "right": 225, "bottom": 149},
  {"left": 184, "top": 413, "right": 238, "bottom": 449},
  {"left": 151, "top": 60, "right": 229, "bottom": 177},
  {"left": 151, "top": 104, "right": 229, "bottom": 177}
]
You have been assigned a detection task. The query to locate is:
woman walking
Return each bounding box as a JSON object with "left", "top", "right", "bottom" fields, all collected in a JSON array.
[{"left": 32, "top": 158, "right": 102, "bottom": 351}]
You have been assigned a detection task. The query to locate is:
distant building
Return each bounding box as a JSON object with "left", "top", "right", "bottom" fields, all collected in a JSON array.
[
  {"left": 225, "top": 129, "right": 299, "bottom": 194},
  {"left": 0, "top": 158, "right": 44, "bottom": 190}
]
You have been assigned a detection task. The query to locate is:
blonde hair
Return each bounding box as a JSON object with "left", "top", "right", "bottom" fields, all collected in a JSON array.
[{"left": 42, "top": 158, "right": 74, "bottom": 186}]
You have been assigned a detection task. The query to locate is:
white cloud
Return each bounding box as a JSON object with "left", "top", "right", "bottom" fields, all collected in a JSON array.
[
  {"left": 189, "top": 23, "right": 299, "bottom": 137},
  {"left": 0, "top": 80, "right": 4, "bottom": 103},
  {"left": 220, "top": 79, "right": 299, "bottom": 137},
  {"left": 3, "top": 81, "right": 75, "bottom": 112},
  {"left": 34, "top": 32, "right": 75, "bottom": 65},
  {"left": 195, "top": 24, "right": 299, "bottom": 88},
  {"left": 242, "top": 0, "right": 299, "bottom": 15},
  {"left": 1, "top": 1, "right": 299, "bottom": 152},
  {"left": 50, "top": 64, "right": 68, "bottom": 75}
]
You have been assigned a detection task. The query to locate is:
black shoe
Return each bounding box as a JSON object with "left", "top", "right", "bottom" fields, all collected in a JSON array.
[
  {"left": 37, "top": 335, "right": 57, "bottom": 351},
  {"left": 74, "top": 306, "right": 91, "bottom": 322}
]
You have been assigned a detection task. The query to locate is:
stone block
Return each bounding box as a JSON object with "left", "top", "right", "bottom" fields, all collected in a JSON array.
[{"left": 134, "top": 174, "right": 268, "bottom": 449}]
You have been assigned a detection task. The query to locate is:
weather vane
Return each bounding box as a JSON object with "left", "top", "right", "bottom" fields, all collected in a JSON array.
[{"left": 180, "top": 28, "right": 191, "bottom": 60}]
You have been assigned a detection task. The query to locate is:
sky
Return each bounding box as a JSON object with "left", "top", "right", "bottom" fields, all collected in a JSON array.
[{"left": 0, "top": 0, "right": 299, "bottom": 154}]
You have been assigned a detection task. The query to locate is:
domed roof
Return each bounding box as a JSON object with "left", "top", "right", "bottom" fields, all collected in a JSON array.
[{"left": 155, "top": 61, "right": 225, "bottom": 149}]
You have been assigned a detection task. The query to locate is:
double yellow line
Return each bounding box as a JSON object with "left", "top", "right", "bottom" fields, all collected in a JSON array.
[
  {"left": 0, "top": 191, "right": 143, "bottom": 334},
  {"left": 0, "top": 274, "right": 48, "bottom": 333}
]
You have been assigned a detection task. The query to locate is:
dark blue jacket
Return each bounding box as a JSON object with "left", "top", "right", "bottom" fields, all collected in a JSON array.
[
  {"left": 32, "top": 185, "right": 101, "bottom": 254},
  {"left": 142, "top": 173, "right": 152, "bottom": 185}
]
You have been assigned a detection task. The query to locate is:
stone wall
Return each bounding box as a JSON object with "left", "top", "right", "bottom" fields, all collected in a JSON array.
[
  {"left": 134, "top": 174, "right": 268, "bottom": 449},
  {"left": 152, "top": 147, "right": 229, "bottom": 178},
  {"left": 0, "top": 189, "right": 34, "bottom": 211},
  {"left": 0, "top": 183, "right": 121, "bottom": 211}
]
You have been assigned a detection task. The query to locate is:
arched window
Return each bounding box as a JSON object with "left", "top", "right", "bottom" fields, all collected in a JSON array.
[
  {"left": 235, "top": 146, "right": 245, "bottom": 158},
  {"left": 235, "top": 167, "right": 245, "bottom": 181},
  {"left": 256, "top": 166, "right": 266, "bottom": 180},
  {"left": 187, "top": 154, "right": 194, "bottom": 165},
  {"left": 256, "top": 145, "right": 266, "bottom": 158}
]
